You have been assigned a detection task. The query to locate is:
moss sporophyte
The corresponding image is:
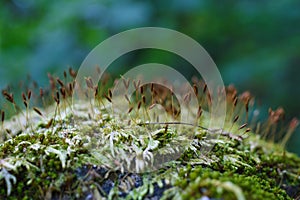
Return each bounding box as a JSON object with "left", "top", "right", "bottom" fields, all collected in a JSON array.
[{"left": 0, "top": 68, "right": 299, "bottom": 199}]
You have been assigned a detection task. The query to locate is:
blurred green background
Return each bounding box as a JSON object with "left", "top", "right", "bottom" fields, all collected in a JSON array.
[{"left": 0, "top": 0, "right": 299, "bottom": 155}]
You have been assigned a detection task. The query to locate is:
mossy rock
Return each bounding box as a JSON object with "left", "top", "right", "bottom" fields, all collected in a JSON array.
[{"left": 0, "top": 77, "right": 299, "bottom": 200}]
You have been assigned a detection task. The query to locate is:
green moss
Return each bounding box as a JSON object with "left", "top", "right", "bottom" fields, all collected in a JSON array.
[{"left": 0, "top": 95, "right": 299, "bottom": 199}]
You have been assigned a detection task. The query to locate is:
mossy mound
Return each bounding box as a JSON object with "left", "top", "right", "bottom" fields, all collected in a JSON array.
[{"left": 0, "top": 100, "right": 299, "bottom": 200}]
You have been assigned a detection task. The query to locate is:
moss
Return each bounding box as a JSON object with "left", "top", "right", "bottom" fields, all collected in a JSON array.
[{"left": 0, "top": 76, "right": 300, "bottom": 199}]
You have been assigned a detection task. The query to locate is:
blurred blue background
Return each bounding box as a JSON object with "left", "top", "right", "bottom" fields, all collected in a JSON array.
[{"left": 0, "top": 0, "right": 299, "bottom": 154}]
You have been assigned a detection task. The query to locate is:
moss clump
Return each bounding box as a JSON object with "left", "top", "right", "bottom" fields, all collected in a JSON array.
[{"left": 0, "top": 71, "right": 300, "bottom": 199}]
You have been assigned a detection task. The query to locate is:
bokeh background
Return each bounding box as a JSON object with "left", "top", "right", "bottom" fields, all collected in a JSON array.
[{"left": 0, "top": 0, "right": 299, "bottom": 155}]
